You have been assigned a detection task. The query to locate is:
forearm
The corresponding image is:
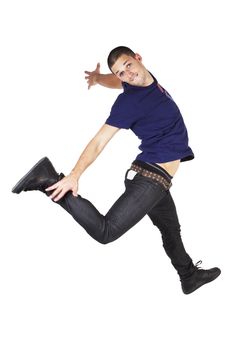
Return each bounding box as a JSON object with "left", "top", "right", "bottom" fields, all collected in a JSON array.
[
  {"left": 70, "top": 124, "right": 119, "bottom": 179},
  {"left": 96, "top": 73, "right": 122, "bottom": 89},
  {"left": 70, "top": 139, "right": 102, "bottom": 179}
]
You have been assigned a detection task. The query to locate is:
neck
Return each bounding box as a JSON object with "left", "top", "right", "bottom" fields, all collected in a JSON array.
[{"left": 144, "top": 71, "right": 154, "bottom": 86}]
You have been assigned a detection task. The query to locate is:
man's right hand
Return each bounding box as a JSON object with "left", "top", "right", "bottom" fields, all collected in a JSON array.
[
  {"left": 45, "top": 173, "right": 79, "bottom": 202},
  {"left": 84, "top": 63, "right": 100, "bottom": 90}
]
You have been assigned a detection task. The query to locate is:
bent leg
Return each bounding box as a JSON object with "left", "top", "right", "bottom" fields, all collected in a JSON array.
[
  {"left": 57, "top": 173, "right": 167, "bottom": 244},
  {"left": 147, "top": 191, "right": 195, "bottom": 278}
]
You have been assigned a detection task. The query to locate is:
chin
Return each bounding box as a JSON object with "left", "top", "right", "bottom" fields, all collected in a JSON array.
[{"left": 135, "top": 79, "right": 144, "bottom": 87}]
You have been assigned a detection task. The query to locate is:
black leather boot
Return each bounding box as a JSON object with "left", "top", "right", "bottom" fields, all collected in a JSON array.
[
  {"left": 12, "top": 157, "right": 64, "bottom": 194},
  {"left": 181, "top": 260, "right": 221, "bottom": 294}
]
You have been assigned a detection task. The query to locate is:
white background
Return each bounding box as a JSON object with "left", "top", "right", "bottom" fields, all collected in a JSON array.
[{"left": 0, "top": 0, "right": 232, "bottom": 349}]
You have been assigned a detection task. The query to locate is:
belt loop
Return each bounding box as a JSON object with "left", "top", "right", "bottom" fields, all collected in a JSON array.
[{"left": 125, "top": 169, "right": 130, "bottom": 181}]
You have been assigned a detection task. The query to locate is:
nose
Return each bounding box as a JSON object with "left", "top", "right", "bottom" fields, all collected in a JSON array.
[{"left": 127, "top": 71, "right": 134, "bottom": 80}]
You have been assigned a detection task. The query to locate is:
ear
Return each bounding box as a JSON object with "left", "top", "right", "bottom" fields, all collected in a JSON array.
[{"left": 134, "top": 53, "right": 142, "bottom": 62}]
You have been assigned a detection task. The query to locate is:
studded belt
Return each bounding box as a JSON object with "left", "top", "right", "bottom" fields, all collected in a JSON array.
[{"left": 130, "top": 163, "right": 172, "bottom": 191}]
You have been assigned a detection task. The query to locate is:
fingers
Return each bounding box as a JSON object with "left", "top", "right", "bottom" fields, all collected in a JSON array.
[
  {"left": 85, "top": 63, "right": 100, "bottom": 74},
  {"left": 51, "top": 188, "right": 77, "bottom": 202},
  {"left": 84, "top": 63, "right": 100, "bottom": 89},
  {"left": 72, "top": 183, "right": 78, "bottom": 197},
  {"left": 96, "top": 62, "right": 100, "bottom": 72},
  {"left": 46, "top": 181, "right": 60, "bottom": 192},
  {"left": 87, "top": 79, "right": 93, "bottom": 89},
  {"left": 50, "top": 187, "right": 67, "bottom": 202},
  {"left": 45, "top": 178, "right": 78, "bottom": 202},
  {"left": 45, "top": 180, "right": 64, "bottom": 201},
  {"left": 84, "top": 74, "right": 93, "bottom": 89}
]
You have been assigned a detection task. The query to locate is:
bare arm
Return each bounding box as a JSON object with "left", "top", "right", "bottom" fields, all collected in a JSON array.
[
  {"left": 85, "top": 63, "right": 122, "bottom": 90},
  {"left": 95, "top": 73, "right": 122, "bottom": 89},
  {"left": 70, "top": 124, "right": 120, "bottom": 177},
  {"left": 46, "top": 124, "right": 120, "bottom": 201}
]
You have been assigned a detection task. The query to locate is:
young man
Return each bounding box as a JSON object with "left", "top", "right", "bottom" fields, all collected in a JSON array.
[{"left": 12, "top": 46, "right": 221, "bottom": 294}]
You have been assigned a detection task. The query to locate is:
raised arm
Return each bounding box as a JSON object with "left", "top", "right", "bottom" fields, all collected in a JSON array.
[
  {"left": 85, "top": 63, "right": 122, "bottom": 90},
  {"left": 46, "top": 124, "right": 120, "bottom": 201}
]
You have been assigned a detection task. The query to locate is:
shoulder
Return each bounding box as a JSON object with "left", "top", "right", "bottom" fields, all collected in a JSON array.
[
  {"left": 112, "top": 90, "right": 134, "bottom": 108},
  {"left": 111, "top": 93, "right": 140, "bottom": 121}
]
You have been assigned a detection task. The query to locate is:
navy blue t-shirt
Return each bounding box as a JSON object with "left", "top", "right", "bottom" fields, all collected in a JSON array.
[{"left": 105, "top": 74, "right": 194, "bottom": 163}]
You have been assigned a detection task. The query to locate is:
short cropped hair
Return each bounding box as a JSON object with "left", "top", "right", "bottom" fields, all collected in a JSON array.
[{"left": 107, "top": 46, "right": 135, "bottom": 71}]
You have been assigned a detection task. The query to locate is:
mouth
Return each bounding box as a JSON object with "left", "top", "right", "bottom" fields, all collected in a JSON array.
[{"left": 129, "top": 73, "right": 138, "bottom": 82}]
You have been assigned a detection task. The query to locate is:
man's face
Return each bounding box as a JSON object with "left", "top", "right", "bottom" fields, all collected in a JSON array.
[{"left": 111, "top": 54, "right": 148, "bottom": 86}]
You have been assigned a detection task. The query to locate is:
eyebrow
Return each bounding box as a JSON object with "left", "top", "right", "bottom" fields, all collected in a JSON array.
[{"left": 115, "top": 60, "right": 129, "bottom": 76}]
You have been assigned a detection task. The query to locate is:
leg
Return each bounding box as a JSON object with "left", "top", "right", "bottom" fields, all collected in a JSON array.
[
  {"left": 11, "top": 157, "right": 167, "bottom": 244},
  {"left": 57, "top": 172, "right": 167, "bottom": 244},
  {"left": 12, "top": 157, "right": 221, "bottom": 293},
  {"left": 147, "top": 191, "right": 195, "bottom": 279}
]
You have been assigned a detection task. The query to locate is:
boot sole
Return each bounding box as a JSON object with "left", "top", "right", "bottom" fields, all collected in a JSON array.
[
  {"left": 183, "top": 268, "right": 221, "bottom": 294},
  {"left": 12, "top": 157, "right": 49, "bottom": 194}
]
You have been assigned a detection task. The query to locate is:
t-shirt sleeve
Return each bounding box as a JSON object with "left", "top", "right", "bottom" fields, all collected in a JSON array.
[{"left": 105, "top": 94, "right": 136, "bottom": 130}]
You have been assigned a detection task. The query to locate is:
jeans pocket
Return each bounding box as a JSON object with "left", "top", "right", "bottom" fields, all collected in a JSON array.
[{"left": 124, "top": 169, "right": 137, "bottom": 181}]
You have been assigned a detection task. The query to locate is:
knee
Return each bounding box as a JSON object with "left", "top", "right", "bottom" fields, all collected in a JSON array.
[
  {"left": 93, "top": 230, "right": 112, "bottom": 245},
  {"left": 95, "top": 229, "right": 119, "bottom": 245},
  {"left": 97, "top": 237, "right": 109, "bottom": 245},
  {"left": 97, "top": 237, "right": 112, "bottom": 245},
  {"left": 87, "top": 222, "right": 121, "bottom": 245}
]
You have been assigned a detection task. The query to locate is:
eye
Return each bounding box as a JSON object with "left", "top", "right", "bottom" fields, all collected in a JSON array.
[
  {"left": 126, "top": 63, "right": 131, "bottom": 68},
  {"left": 119, "top": 71, "right": 125, "bottom": 77}
]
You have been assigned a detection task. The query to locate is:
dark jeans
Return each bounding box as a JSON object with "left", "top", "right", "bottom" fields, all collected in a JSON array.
[{"left": 58, "top": 169, "right": 195, "bottom": 279}]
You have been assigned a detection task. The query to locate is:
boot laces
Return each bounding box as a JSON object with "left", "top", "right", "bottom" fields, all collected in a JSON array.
[{"left": 195, "top": 260, "right": 203, "bottom": 269}]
